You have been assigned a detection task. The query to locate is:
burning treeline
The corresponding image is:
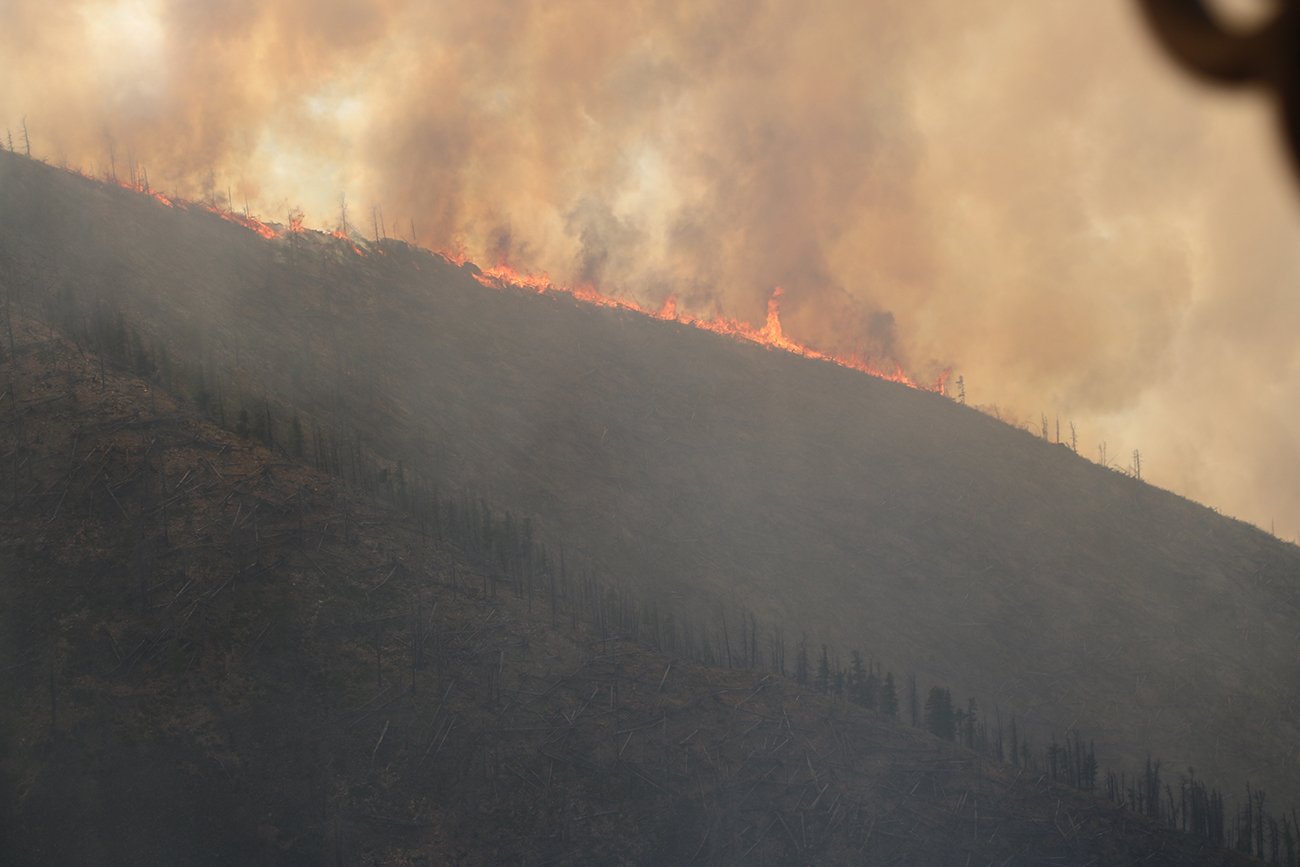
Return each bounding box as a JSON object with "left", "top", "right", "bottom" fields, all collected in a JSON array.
[
  {"left": 13, "top": 1, "right": 1300, "bottom": 534},
  {"left": 86, "top": 156, "right": 947, "bottom": 392},
  {"left": 4, "top": 149, "right": 1296, "bottom": 862},
  {"left": 0, "top": 0, "right": 968, "bottom": 392}
]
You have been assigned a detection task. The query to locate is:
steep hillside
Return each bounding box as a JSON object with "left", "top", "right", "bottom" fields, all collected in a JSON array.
[
  {"left": 0, "top": 316, "right": 1261, "bottom": 864},
  {"left": 1, "top": 150, "right": 1297, "bottom": 808}
]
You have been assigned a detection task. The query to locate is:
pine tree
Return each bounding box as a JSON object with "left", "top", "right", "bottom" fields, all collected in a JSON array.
[
  {"left": 924, "top": 686, "right": 955, "bottom": 740},
  {"left": 795, "top": 637, "right": 809, "bottom": 686},
  {"left": 189, "top": 364, "right": 210, "bottom": 414},
  {"left": 880, "top": 672, "right": 899, "bottom": 718},
  {"left": 815, "top": 645, "right": 831, "bottom": 693},
  {"left": 848, "top": 650, "right": 867, "bottom": 706},
  {"left": 263, "top": 401, "right": 274, "bottom": 450},
  {"left": 863, "top": 666, "right": 879, "bottom": 710},
  {"left": 290, "top": 414, "right": 305, "bottom": 458}
]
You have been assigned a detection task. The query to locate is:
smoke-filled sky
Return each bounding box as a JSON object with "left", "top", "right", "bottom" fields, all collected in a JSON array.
[{"left": 4, "top": 0, "right": 1300, "bottom": 535}]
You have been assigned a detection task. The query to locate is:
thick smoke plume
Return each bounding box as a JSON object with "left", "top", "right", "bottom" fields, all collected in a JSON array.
[{"left": 3, "top": 0, "right": 1300, "bottom": 533}]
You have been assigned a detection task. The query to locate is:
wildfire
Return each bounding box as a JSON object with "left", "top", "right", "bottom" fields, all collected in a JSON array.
[
  {"left": 206, "top": 205, "right": 279, "bottom": 240},
  {"left": 330, "top": 230, "right": 367, "bottom": 257},
  {"left": 96, "top": 163, "right": 943, "bottom": 392},
  {"left": 655, "top": 295, "right": 677, "bottom": 320},
  {"left": 99, "top": 168, "right": 288, "bottom": 241},
  {"left": 470, "top": 261, "right": 946, "bottom": 392},
  {"left": 440, "top": 245, "right": 471, "bottom": 267},
  {"left": 114, "top": 177, "right": 174, "bottom": 208},
  {"left": 474, "top": 262, "right": 553, "bottom": 294}
]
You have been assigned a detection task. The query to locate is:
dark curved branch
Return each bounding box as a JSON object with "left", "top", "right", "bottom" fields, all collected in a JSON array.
[
  {"left": 1137, "top": 0, "right": 1300, "bottom": 179},
  {"left": 1135, "top": 0, "right": 1274, "bottom": 83}
]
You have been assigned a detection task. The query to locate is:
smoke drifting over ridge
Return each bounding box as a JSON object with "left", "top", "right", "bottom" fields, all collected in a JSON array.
[{"left": 4, "top": 0, "right": 1300, "bottom": 534}]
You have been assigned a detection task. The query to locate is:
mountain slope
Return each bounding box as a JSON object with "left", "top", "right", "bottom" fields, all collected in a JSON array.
[
  {"left": 1, "top": 315, "right": 1265, "bottom": 865},
  {"left": 1, "top": 150, "right": 1297, "bottom": 808}
]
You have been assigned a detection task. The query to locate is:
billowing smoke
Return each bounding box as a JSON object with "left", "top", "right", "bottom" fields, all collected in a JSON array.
[{"left": 3, "top": 0, "right": 1300, "bottom": 534}]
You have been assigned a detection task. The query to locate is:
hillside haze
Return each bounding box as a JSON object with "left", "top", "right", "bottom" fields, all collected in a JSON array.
[
  {"left": 0, "top": 314, "right": 1258, "bottom": 864},
  {"left": 2, "top": 151, "right": 1298, "bottom": 806}
]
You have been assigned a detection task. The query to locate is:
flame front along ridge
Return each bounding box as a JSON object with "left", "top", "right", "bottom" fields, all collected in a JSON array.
[{"left": 106, "top": 172, "right": 947, "bottom": 394}]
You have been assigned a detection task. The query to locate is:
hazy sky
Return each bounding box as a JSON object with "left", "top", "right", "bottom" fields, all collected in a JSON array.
[{"left": 4, "top": 0, "right": 1300, "bottom": 535}]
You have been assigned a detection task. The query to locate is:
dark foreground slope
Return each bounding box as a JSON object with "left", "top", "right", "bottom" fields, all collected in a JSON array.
[
  {"left": 1, "top": 151, "right": 1298, "bottom": 806},
  {"left": 0, "top": 317, "right": 1255, "bottom": 865}
]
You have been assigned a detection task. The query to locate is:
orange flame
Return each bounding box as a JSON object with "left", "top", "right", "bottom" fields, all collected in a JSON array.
[
  {"left": 114, "top": 177, "right": 174, "bottom": 208},
  {"left": 439, "top": 244, "right": 470, "bottom": 267},
  {"left": 330, "top": 230, "right": 367, "bottom": 257},
  {"left": 475, "top": 261, "right": 553, "bottom": 293},
  {"left": 469, "top": 261, "right": 945, "bottom": 392},
  {"left": 654, "top": 295, "right": 677, "bottom": 320},
  {"left": 91, "top": 164, "right": 942, "bottom": 391},
  {"left": 206, "top": 205, "right": 279, "bottom": 240}
]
